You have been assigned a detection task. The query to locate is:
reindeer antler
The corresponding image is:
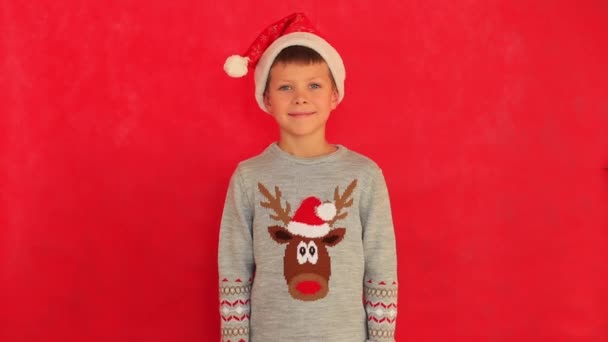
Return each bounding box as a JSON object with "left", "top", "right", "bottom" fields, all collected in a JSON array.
[
  {"left": 258, "top": 183, "right": 292, "bottom": 226},
  {"left": 328, "top": 179, "right": 357, "bottom": 227}
]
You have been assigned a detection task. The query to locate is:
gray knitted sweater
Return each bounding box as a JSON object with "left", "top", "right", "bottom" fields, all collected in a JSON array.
[{"left": 218, "top": 143, "right": 398, "bottom": 342}]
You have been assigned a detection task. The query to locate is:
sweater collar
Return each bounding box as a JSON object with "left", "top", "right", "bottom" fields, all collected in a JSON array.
[{"left": 266, "top": 142, "right": 347, "bottom": 164}]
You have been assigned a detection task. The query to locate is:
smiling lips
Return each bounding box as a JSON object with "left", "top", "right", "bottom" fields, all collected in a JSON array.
[{"left": 288, "top": 112, "right": 316, "bottom": 117}]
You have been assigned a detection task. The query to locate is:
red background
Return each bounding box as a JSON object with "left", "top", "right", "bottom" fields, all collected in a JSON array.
[{"left": 1, "top": 1, "right": 607, "bottom": 341}]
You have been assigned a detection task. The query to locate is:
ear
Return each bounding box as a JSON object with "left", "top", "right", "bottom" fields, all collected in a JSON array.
[
  {"left": 268, "top": 226, "right": 293, "bottom": 244},
  {"left": 330, "top": 88, "right": 339, "bottom": 110},
  {"left": 263, "top": 92, "right": 272, "bottom": 110},
  {"left": 322, "top": 228, "right": 345, "bottom": 247}
]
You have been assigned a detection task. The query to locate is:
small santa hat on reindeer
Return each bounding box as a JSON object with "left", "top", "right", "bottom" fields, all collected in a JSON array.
[
  {"left": 223, "top": 12, "right": 346, "bottom": 113},
  {"left": 286, "top": 197, "right": 337, "bottom": 238}
]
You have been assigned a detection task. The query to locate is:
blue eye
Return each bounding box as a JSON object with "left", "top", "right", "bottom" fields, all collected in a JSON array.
[
  {"left": 278, "top": 85, "right": 291, "bottom": 91},
  {"left": 309, "top": 83, "right": 321, "bottom": 89}
]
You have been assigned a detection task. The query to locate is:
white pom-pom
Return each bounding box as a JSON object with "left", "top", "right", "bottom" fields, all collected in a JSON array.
[
  {"left": 224, "top": 55, "right": 249, "bottom": 77},
  {"left": 316, "top": 202, "right": 337, "bottom": 221}
]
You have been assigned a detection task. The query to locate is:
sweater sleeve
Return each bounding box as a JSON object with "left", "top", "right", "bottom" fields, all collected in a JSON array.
[
  {"left": 218, "top": 167, "right": 254, "bottom": 342},
  {"left": 361, "top": 167, "right": 398, "bottom": 342}
]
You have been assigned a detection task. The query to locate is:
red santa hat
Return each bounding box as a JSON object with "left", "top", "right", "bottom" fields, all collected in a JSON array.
[
  {"left": 223, "top": 12, "right": 346, "bottom": 114},
  {"left": 287, "top": 197, "right": 337, "bottom": 238}
]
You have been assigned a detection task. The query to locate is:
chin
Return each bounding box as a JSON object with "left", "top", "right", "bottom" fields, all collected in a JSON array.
[
  {"left": 288, "top": 131, "right": 316, "bottom": 138},
  {"left": 282, "top": 127, "right": 320, "bottom": 138}
]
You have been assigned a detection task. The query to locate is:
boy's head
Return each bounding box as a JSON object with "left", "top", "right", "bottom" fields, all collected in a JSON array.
[
  {"left": 264, "top": 45, "right": 337, "bottom": 94},
  {"left": 262, "top": 46, "right": 339, "bottom": 138},
  {"left": 224, "top": 13, "right": 345, "bottom": 114}
]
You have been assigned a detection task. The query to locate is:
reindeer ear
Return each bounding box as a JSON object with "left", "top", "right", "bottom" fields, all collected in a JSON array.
[
  {"left": 268, "top": 226, "right": 293, "bottom": 244},
  {"left": 322, "top": 228, "right": 346, "bottom": 247}
]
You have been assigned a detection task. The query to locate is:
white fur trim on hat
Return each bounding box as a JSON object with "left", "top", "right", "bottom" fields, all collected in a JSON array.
[
  {"left": 254, "top": 32, "right": 346, "bottom": 113},
  {"left": 287, "top": 221, "right": 331, "bottom": 238},
  {"left": 316, "top": 202, "right": 336, "bottom": 221}
]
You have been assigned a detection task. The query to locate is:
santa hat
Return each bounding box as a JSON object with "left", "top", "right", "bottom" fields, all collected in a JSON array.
[
  {"left": 223, "top": 12, "right": 346, "bottom": 113},
  {"left": 287, "top": 197, "right": 337, "bottom": 238}
]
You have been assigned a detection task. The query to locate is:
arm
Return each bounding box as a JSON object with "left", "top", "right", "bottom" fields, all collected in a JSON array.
[
  {"left": 361, "top": 167, "right": 398, "bottom": 342},
  {"left": 218, "top": 167, "right": 254, "bottom": 342}
]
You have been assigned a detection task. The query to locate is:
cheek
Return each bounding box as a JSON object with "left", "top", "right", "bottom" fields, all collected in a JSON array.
[
  {"left": 271, "top": 94, "right": 292, "bottom": 108},
  {"left": 315, "top": 92, "right": 336, "bottom": 107}
]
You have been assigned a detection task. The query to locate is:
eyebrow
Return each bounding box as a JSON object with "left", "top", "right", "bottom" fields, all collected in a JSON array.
[{"left": 276, "top": 76, "right": 325, "bottom": 83}]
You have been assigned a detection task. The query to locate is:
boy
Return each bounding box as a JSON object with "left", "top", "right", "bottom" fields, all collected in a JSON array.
[{"left": 219, "top": 13, "right": 398, "bottom": 342}]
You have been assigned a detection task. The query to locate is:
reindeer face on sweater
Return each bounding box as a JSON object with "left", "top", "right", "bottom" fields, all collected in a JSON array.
[
  {"left": 268, "top": 225, "right": 346, "bottom": 301},
  {"left": 259, "top": 180, "right": 357, "bottom": 301}
]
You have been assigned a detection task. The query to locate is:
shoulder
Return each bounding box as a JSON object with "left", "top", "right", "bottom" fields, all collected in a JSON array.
[
  {"left": 340, "top": 146, "right": 390, "bottom": 201},
  {"left": 232, "top": 144, "right": 276, "bottom": 178},
  {"left": 341, "top": 145, "right": 383, "bottom": 176}
]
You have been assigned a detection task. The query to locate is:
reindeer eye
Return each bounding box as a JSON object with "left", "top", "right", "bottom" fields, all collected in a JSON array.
[
  {"left": 296, "top": 241, "right": 308, "bottom": 265},
  {"left": 307, "top": 241, "right": 319, "bottom": 264}
]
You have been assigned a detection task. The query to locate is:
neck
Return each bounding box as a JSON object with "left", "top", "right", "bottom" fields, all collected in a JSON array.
[{"left": 277, "top": 132, "right": 337, "bottom": 158}]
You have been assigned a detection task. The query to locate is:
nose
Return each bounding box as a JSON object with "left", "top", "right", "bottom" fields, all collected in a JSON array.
[{"left": 293, "top": 89, "right": 308, "bottom": 105}]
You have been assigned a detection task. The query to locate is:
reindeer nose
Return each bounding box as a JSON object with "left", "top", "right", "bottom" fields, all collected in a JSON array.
[
  {"left": 296, "top": 281, "right": 321, "bottom": 294},
  {"left": 288, "top": 273, "right": 328, "bottom": 301}
]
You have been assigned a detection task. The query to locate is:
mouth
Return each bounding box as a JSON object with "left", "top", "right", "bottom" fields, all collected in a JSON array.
[{"left": 288, "top": 111, "right": 316, "bottom": 118}]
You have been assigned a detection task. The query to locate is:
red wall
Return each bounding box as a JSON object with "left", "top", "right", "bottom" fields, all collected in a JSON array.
[{"left": 1, "top": 1, "right": 607, "bottom": 341}]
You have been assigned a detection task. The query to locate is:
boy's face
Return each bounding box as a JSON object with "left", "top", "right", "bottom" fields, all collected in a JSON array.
[{"left": 263, "top": 62, "right": 338, "bottom": 140}]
